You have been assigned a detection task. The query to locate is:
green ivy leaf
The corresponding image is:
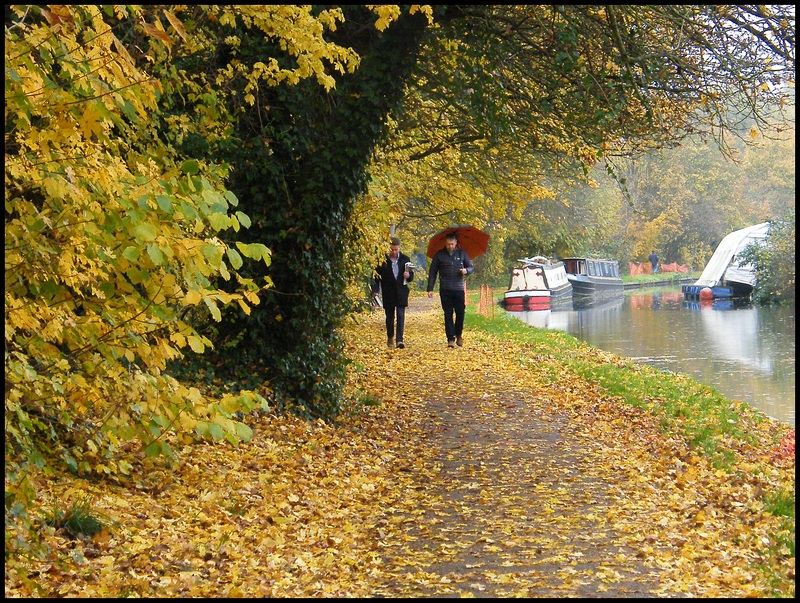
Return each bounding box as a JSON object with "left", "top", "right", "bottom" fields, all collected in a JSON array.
[{"left": 181, "top": 160, "right": 200, "bottom": 174}]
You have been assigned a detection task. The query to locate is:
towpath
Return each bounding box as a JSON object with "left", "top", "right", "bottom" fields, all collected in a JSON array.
[{"left": 348, "top": 295, "right": 772, "bottom": 597}]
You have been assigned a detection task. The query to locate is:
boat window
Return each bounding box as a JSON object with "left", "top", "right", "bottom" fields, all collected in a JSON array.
[
  {"left": 587, "top": 260, "right": 595, "bottom": 276},
  {"left": 601, "top": 263, "right": 611, "bottom": 277}
]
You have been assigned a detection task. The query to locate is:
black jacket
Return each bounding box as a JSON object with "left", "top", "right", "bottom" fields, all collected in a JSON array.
[
  {"left": 371, "top": 253, "right": 414, "bottom": 307},
  {"left": 427, "top": 247, "right": 474, "bottom": 292}
]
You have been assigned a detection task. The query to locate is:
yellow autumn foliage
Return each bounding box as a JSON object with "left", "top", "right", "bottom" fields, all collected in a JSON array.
[
  {"left": 5, "top": 4, "right": 418, "bottom": 532},
  {"left": 5, "top": 6, "right": 272, "bottom": 483}
]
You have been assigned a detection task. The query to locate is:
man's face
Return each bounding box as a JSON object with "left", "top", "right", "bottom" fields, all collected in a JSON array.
[
  {"left": 389, "top": 244, "right": 400, "bottom": 259},
  {"left": 445, "top": 238, "right": 457, "bottom": 253}
]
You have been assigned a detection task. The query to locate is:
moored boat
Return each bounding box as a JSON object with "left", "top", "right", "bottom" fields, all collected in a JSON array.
[
  {"left": 502, "top": 256, "right": 572, "bottom": 310},
  {"left": 563, "top": 257, "right": 624, "bottom": 297},
  {"left": 682, "top": 222, "right": 769, "bottom": 301}
]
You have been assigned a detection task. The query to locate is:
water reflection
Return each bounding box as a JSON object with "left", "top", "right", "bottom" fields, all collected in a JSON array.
[{"left": 505, "top": 289, "right": 795, "bottom": 426}]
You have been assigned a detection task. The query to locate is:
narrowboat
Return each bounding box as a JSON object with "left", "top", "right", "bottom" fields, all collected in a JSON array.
[
  {"left": 682, "top": 222, "right": 769, "bottom": 301},
  {"left": 562, "top": 257, "right": 624, "bottom": 297},
  {"left": 502, "top": 256, "right": 572, "bottom": 311}
]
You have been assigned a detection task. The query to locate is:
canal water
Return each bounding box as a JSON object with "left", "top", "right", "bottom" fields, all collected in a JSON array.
[{"left": 504, "top": 287, "right": 795, "bottom": 426}]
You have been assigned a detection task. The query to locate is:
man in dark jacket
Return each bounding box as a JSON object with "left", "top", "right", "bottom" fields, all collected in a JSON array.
[
  {"left": 372, "top": 237, "right": 414, "bottom": 349},
  {"left": 649, "top": 250, "right": 659, "bottom": 274},
  {"left": 427, "top": 232, "right": 474, "bottom": 348}
]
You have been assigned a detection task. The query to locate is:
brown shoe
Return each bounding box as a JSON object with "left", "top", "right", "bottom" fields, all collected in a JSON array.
[
  {"left": 447, "top": 340, "right": 456, "bottom": 348},
  {"left": 396, "top": 341, "right": 405, "bottom": 349},
  {"left": 456, "top": 335, "right": 463, "bottom": 347},
  {"left": 387, "top": 337, "right": 395, "bottom": 348}
]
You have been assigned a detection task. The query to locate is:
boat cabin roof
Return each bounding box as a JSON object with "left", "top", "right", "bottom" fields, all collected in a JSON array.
[{"left": 517, "top": 256, "right": 562, "bottom": 267}]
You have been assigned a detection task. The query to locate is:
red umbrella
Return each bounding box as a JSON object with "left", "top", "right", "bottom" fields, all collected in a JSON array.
[{"left": 426, "top": 225, "right": 489, "bottom": 259}]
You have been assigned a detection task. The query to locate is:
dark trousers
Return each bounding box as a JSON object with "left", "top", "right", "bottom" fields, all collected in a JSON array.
[
  {"left": 384, "top": 305, "right": 406, "bottom": 341},
  {"left": 439, "top": 289, "right": 465, "bottom": 342}
]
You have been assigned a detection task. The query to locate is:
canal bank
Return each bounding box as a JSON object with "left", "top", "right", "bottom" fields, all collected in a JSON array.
[
  {"left": 465, "top": 292, "right": 793, "bottom": 460},
  {"left": 487, "top": 283, "right": 794, "bottom": 426},
  {"left": 622, "top": 276, "right": 696, "bottom": 290},
  {"left": 459, "top": 294, "right": 793, "bottom": 595}
]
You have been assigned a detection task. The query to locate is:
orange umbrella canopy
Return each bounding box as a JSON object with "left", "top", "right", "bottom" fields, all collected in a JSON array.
[{"left": 426, "top": 225, "right": 489, "bottom": 259}]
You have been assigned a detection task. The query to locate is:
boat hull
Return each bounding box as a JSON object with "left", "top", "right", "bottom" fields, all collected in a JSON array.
[
  {"left": 567, "top": 275, "right": 624, "bottom": 296},
  {"left": 682, "top": 281, "right": 752, "bottom": 301},
  {"left": 504, "top": 301, "right": 551, "bottom": 312},
  {"left": 503, "top": 289, "right": 557, "bottom": 311}
]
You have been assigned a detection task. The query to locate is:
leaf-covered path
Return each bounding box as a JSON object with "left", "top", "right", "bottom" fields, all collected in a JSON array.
[
  {"left": 352, "top": 298, "right": 790, "bottom": 597},
  {"left": 6, "top": 297, "right": 792, "bottom": 597},
  {"left": 356, "top": 299, "right": 671, "bottom": 596},
  {"left": 373, "top": 378, "right": 664, "bottom": 596}
]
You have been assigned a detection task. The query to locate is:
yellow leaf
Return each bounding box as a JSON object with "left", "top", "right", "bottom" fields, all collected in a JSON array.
[
  {"left": 179, "top": 413, "right": 197, "bottom": 431},
  {"left": 272, "top": 516, "right": 292, "bottom": 525},
  {"left": 187, "top": 335, "right": 205, "bottom": 353},
  {"left": 163, "top": 9, "right": 188, "bottom": 42},
  {"left": 142, "top": 21, "right": 172, "bottom": 48},
  {"left": 184, "top": 290, "right": 203, "bottom": 305},
  {"left": 237, "top": 298, "right": 251, "bottom": 315}
]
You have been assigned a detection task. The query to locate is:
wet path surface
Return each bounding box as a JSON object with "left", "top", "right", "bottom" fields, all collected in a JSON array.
[{"left": 367, "top": 299, "right": 673, "bottom": 596}]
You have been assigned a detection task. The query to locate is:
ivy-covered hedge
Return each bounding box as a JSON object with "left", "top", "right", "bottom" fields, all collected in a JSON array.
[{"left": 183, "top": 7, "right": 432, "bottom": 420}]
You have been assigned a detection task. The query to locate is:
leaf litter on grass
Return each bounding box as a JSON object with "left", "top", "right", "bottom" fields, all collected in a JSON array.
[{"left": 5, "top": 298, "right": 793, "bottom": 597}]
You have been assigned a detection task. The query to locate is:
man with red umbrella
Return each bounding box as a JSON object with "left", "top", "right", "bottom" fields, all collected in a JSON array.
[{"left": 427, "top": 231, "right": 475, "bottom": 348}]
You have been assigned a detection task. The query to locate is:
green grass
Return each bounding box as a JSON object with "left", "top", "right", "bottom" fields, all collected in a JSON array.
[
  {"left": 41, "top": 497, "right": 115, "bottom": 539},
  {"left": 765, "top": 488, "right": 795, "bottom": 521},
  {"left": 621, "top": 271, "right": 700, "bottom": 284},
  {"left": 760, "top": 488, "right": 795, "bottom": 595}
]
